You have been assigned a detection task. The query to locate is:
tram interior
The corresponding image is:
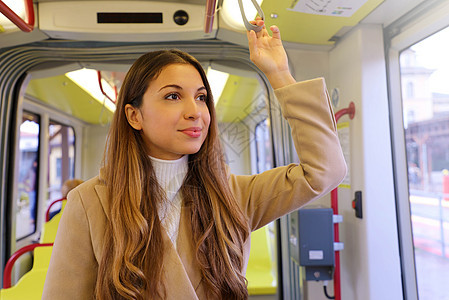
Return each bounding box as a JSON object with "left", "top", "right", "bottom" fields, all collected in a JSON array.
[{"left": 1, "top": 0, "right": 449, "bottom": 299}]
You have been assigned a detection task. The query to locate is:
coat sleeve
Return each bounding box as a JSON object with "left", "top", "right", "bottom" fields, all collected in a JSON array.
[
  {"left": 229, "top": 78, "right": 347, "bottom": 231},
  {"left": 42, "top": 189, "right": 97, "bottom": 299}
]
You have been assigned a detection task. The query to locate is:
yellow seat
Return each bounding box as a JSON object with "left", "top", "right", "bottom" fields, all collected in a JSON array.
[
  {"left": 0, "top": 246, "right": 53, "bottom": 300},
  {"left": 32, "top": 246, "right": 53, "bottom": 270},
  {"left": 40, "top": 200, "right": 66, "bottom": 243},
  {"left": 1, "top": 200, "right": 64, "bottom": 298},
  {"left": 0, "top": 269, "right": 48, "bottom": 300},
  {"left": 1, "top": 203, "right": 59, "bottom": 300},
  {"left": 246, "top": 225, "right": 277, "bottom": 295}
]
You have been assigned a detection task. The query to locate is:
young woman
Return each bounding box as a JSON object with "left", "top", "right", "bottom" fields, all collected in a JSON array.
[{"left": 43, "top": 19, "right": 346, "bottom": 300}]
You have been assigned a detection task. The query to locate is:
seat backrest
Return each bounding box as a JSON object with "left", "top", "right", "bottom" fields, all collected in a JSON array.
[
  {"left": 246, "top": 225, "right": 276, "bottom": 295},
  {"left": 2, "top": 243, "right": 53, "bottom": 294},
  {"left": 32, "top": 246, "right": 53, "bottom": 270},
  {"left": 0, "top": 269, "right": 48, "bottom": 300},
  {"left": 45, "top": 198, "right": 67, "bottom": 222},
  {"left": 40, "top": 212, "right": 63, "bottom": 244}
]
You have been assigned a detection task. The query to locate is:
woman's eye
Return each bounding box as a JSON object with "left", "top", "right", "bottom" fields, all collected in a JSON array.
[
  {"left": 165, "top": 93, "right": 180, "bottom": 100},
  {"left": 196, "top": 94, "right": 207, "bottom": 102}
]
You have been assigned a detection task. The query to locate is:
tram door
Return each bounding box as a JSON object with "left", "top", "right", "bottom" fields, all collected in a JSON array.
[{"left": 399, "top": 26, "right": 449, "bottom": 300}]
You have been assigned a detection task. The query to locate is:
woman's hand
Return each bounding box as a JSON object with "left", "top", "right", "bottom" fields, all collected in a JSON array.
[{"left": 246, "top": 17, "right": 296, "bottom": 89}]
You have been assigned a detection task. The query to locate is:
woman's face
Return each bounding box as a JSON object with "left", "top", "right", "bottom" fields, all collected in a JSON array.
[{"left": 125, "top": 63, "right": 211, "bottom": 160}]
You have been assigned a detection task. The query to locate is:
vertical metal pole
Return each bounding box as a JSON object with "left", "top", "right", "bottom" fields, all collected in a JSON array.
[
  {"left": 204, "top": 0, "right": 216, "bottom": 33},
  {"left": 438, "top": 194, "right": 445, "bottom": 257},
  {"left": 331, "top": 188, "right": 341, "bottom": 300}
]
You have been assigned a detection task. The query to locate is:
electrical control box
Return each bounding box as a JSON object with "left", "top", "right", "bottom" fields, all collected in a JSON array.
[{"left": 296, "top": 208, "right": 335, "bottom": 281}]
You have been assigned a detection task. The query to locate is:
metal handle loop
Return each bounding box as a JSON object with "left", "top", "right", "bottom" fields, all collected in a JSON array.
[{"left": 237, "top": 0, "right": 265, "bottom": 32}]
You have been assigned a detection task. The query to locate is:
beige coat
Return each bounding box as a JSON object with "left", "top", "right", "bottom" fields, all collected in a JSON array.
[{"left": 42, "top": 78, "right": 346, "bottom": 299}]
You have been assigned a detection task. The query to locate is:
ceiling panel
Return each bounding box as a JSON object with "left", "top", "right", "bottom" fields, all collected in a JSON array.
[
  {"left": 26, "top": 74, "right": 113, "bottom": 125},
  {"left": 215, "top": 74, "right": 261, "bottom": 123},
  {"left": 261, "top": 0, "right": 385, "bottom": 45}
]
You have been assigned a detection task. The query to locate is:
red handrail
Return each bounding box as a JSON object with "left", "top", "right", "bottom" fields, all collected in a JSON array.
[
  {"left": 0, "top": 0, "right": 35, "bottom": 33},
  {"left": 331, "top": 101, "right": 356, "bottom": 300},
  {"left": 335, "top": 101, "right": 355, "bottom": 122},
  {"left": 204, "top": 0, "right": 217, "bottom": 33},
  {"left": 97, "top": 71, "right": 116, "bottom": 104},
  {"left": 45, "top": 198, "right": 66, "bottom": 222},
  {"left": 3, "top": 243, "right": 53, "bottom": 288}
]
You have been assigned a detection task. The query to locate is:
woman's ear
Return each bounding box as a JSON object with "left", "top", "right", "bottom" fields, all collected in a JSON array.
[{"left": 125, "top": 104, "right": 142, "bottom": 130}]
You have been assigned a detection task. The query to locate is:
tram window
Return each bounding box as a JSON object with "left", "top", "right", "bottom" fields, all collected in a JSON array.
[
  {"left": 47, "top": 121, "right": 75, "bottom": 208},
  {"left": 399, "top": 26, "right": 449, "bottom": 300},
  {"left": 255, "top": 119, "right": 272, "bottom": 173},
  {"left": 16, "top": 112, "right": 40, "bottom": 240}
]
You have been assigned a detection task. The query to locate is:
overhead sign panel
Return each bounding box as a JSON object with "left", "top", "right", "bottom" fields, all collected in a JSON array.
[
  {"left": 258, "top": 0, "right": 384, "bottom": 45},
  {"left": 39, "top": 1, "right": 216, "bottom": 42},
  {"left": 289, "top": 0, "right": 369, "bottom": 17}
]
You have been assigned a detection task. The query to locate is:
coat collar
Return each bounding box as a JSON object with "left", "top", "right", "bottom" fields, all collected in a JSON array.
[{"left": 93, "top": 169, "right": 202, "bottom": 298}]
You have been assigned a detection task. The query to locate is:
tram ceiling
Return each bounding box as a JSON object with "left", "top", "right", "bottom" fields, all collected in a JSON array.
[
  {"left": 0, "top": 0, "right": 429, "bottom": 47},
  {"left": 34, "top": 0, "right": 385, "bottom": 45}
]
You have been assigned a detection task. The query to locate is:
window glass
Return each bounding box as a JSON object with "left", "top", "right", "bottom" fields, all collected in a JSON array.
[
  {"left": 16, "top": 112, "right": 40, "bottom": 240},
  {"left": 400, "top": 27, "right": 449, "bottom": 300},
  {"left": 255, "top": 119, "right": 272, "bottom": 173},
  {"left": 47, "top": 121, "right": 76, "bottom": 214}
]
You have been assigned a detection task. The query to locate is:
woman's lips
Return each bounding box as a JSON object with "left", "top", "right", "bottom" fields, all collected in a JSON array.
[{"left": 180, "top": 127, "right": 202, "bottom": 138}]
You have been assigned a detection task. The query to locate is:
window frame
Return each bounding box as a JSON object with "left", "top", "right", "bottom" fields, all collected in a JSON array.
[
  {"left": 384, "top": 1, "right": 449, "bottom": 299},
  {"left": 15, "top": 111, "right": 40, "bottom": 241},
  {"left": 11, "top": 95, "right": 84, "bottom": 249}
]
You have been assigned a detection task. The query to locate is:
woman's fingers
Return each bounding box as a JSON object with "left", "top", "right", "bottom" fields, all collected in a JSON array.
[
  {"left": 270, "top": 25, "right": 281, "bottom": 40},
  {"left": 246, "top": 30, "right": 257, "bottom": 51},
  {"left": 249, "top": 19, "right": 266, "bottom": 38},
  {"left": 246, "top": 30, "right": 259, "bottom": 63},
  {"left": 248, "top": 17, "right": 283, "bottom": 40}
]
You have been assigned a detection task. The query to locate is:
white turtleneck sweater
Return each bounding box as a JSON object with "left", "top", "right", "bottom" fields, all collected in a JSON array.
[{"left": 149, "top": 155, "right": 188, "bottom": 249}]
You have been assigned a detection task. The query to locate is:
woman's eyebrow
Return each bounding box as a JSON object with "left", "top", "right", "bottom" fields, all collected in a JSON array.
[
  {"left": 158, "top": 84, "right": 207, "bottom": 92},
  {"left": 158, "top": 84, "right": 182, "bottom": 92}
]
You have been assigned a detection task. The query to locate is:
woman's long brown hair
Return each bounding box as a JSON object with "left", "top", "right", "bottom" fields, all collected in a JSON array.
[{"left": 95, "top": 50, "right": 250, "bottom": 299}]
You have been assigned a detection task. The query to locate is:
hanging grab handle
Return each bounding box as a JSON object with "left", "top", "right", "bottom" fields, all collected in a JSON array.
[{"left": 237, "top": 0, "right": 265, "bottom": 32}]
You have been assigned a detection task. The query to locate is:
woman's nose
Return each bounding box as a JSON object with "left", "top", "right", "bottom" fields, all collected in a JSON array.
[{"left": 183, "top": 98, "right": 201, "bottom": 120}]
